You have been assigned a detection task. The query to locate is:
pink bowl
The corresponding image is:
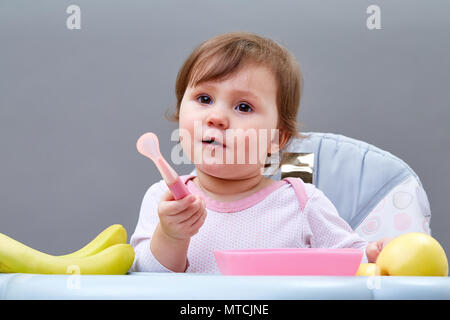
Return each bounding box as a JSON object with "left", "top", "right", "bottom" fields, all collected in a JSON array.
[{"left": 214, "top": 248, "right": 364, "bottom": 276}]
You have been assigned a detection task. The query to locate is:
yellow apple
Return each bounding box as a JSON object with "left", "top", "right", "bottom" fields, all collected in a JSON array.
[
  {"left": 355, "top": 263, "right": 378, "bottom": 276},
  {"left": 376, "top": 232, "right": 448, "bottom": 276}
]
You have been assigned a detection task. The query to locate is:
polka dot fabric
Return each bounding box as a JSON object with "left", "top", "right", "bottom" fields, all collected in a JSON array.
[
  {"left": 355, "top": 176, "right": 431, "bottom": 242},
  {"left": 130, "top": 175, "right": 369, "bottom": 274}
]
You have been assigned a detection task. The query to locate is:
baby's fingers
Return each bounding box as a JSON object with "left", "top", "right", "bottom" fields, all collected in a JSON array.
[
  {"left": 190, "top": 198, "right": 206, "bottom": 226},
  {"left": 159, "top": 191, "right": 195, "bottom": 216},
  {"left": 160, "top": 189, "right": 175, "bottom": 202},
  {"left": 366, "top": 241, "right": 381, "bottom": 263},
  {"left": 191, "top": 199, "right": 207, "bottom": 230},
  {"left": 176, "top": 197, "right": 202, "bottom": 223}
]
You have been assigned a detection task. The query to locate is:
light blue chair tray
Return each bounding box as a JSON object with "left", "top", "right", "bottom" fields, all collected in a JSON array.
[{"left": 1, "top": 273, "right": 449, "bottom": 300}]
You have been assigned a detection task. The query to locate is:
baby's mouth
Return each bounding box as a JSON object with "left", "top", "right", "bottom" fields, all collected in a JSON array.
[{"left": 201, "top": 137, "right": 226, "bottom": 148}]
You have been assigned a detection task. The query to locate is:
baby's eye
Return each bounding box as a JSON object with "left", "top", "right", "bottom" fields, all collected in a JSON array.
[
  {"left": 197, "top": 95, "right": 212, "bottom": 105},
  {"left": 235, "top": 103, "right": 253, "bottom": 113}
]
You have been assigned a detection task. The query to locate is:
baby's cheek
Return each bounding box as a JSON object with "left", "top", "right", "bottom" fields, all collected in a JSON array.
[
  {"left": 235, "top": 134, "right": 269, "bottom": 165},
  {"left": 178, "top": 121, "right": 195, "bottom": 161}
]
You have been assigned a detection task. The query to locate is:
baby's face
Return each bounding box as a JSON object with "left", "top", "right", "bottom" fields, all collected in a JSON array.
[{"left": 179, "top": 63, "right": 280, "bottom": 179}]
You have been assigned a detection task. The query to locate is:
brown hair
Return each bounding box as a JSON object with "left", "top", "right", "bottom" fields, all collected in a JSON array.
[{"left": 166, "top": 31, "right": 305, "bottom": 149}]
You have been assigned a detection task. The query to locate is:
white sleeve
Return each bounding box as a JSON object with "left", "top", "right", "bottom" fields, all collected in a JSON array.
[
  {"left": 129, "top": 179, "right": 176, "bottom": 272},
  {"left": 302, "top": 187, "right": 369, "bottom": 263}
]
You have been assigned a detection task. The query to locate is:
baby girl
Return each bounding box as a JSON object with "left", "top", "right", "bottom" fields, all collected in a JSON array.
[{"left": 130, "top": 32, "right": 391, "bottom": 273}]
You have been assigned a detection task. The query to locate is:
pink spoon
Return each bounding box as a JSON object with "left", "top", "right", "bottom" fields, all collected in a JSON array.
[{"left": 137, "top": 132, "right": 191, "bottom": 200}]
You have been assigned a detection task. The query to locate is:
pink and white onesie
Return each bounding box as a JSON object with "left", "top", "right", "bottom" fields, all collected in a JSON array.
[{"left": 130, "top": 175, "right": 369, "bottom": 273}]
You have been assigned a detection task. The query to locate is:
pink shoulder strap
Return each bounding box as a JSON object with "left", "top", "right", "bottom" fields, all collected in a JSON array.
[
  {"left": 182, "top": 174, "right": 309, "bottom": 211},
  {"left": 180, "top": 174, "right": 196, "bottom": 184},
  {"left": 283, "top": 177, "right": 309, "bottom": 211}
]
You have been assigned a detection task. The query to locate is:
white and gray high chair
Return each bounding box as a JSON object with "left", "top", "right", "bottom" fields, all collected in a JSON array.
[{"left": 191, "top": 132, "right": 432, "bottom": 242}]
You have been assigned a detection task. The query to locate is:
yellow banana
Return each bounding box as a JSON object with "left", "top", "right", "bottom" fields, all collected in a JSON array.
[
  {"left": 355, "top": 263, "right": 378, "bottom": 276},
  {"left": 58, "top": 224, "right": 127, "bottom": 259},
  {"left": 0, "top": 232, "right": 134, "bottom": 275}
]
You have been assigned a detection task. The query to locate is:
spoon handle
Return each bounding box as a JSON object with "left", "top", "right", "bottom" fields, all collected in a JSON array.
[{"left": 167, "top": 176, "right": 191, "bottom": 200}]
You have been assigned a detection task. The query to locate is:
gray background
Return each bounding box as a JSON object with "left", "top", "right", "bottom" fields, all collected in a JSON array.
[{"left": 1, "top": 0, "right": 449, "bottom": 255}]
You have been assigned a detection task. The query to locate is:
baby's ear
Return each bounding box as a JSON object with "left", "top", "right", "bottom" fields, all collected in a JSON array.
[{"left": 269, "top": 129, "right": 290, "bottom": 154}]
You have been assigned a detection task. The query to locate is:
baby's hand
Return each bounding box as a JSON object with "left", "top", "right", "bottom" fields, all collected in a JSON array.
[
  {"left": 366, "top": 237, "right": 394, "bottom": 263},
  {"left": 157, "top": 190, "right": 207, "bottom": 240}
]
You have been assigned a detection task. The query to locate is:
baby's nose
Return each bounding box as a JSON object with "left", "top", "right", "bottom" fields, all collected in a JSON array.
[{"left": 205, "top": 111, "right": 229, "bottom": 130}]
